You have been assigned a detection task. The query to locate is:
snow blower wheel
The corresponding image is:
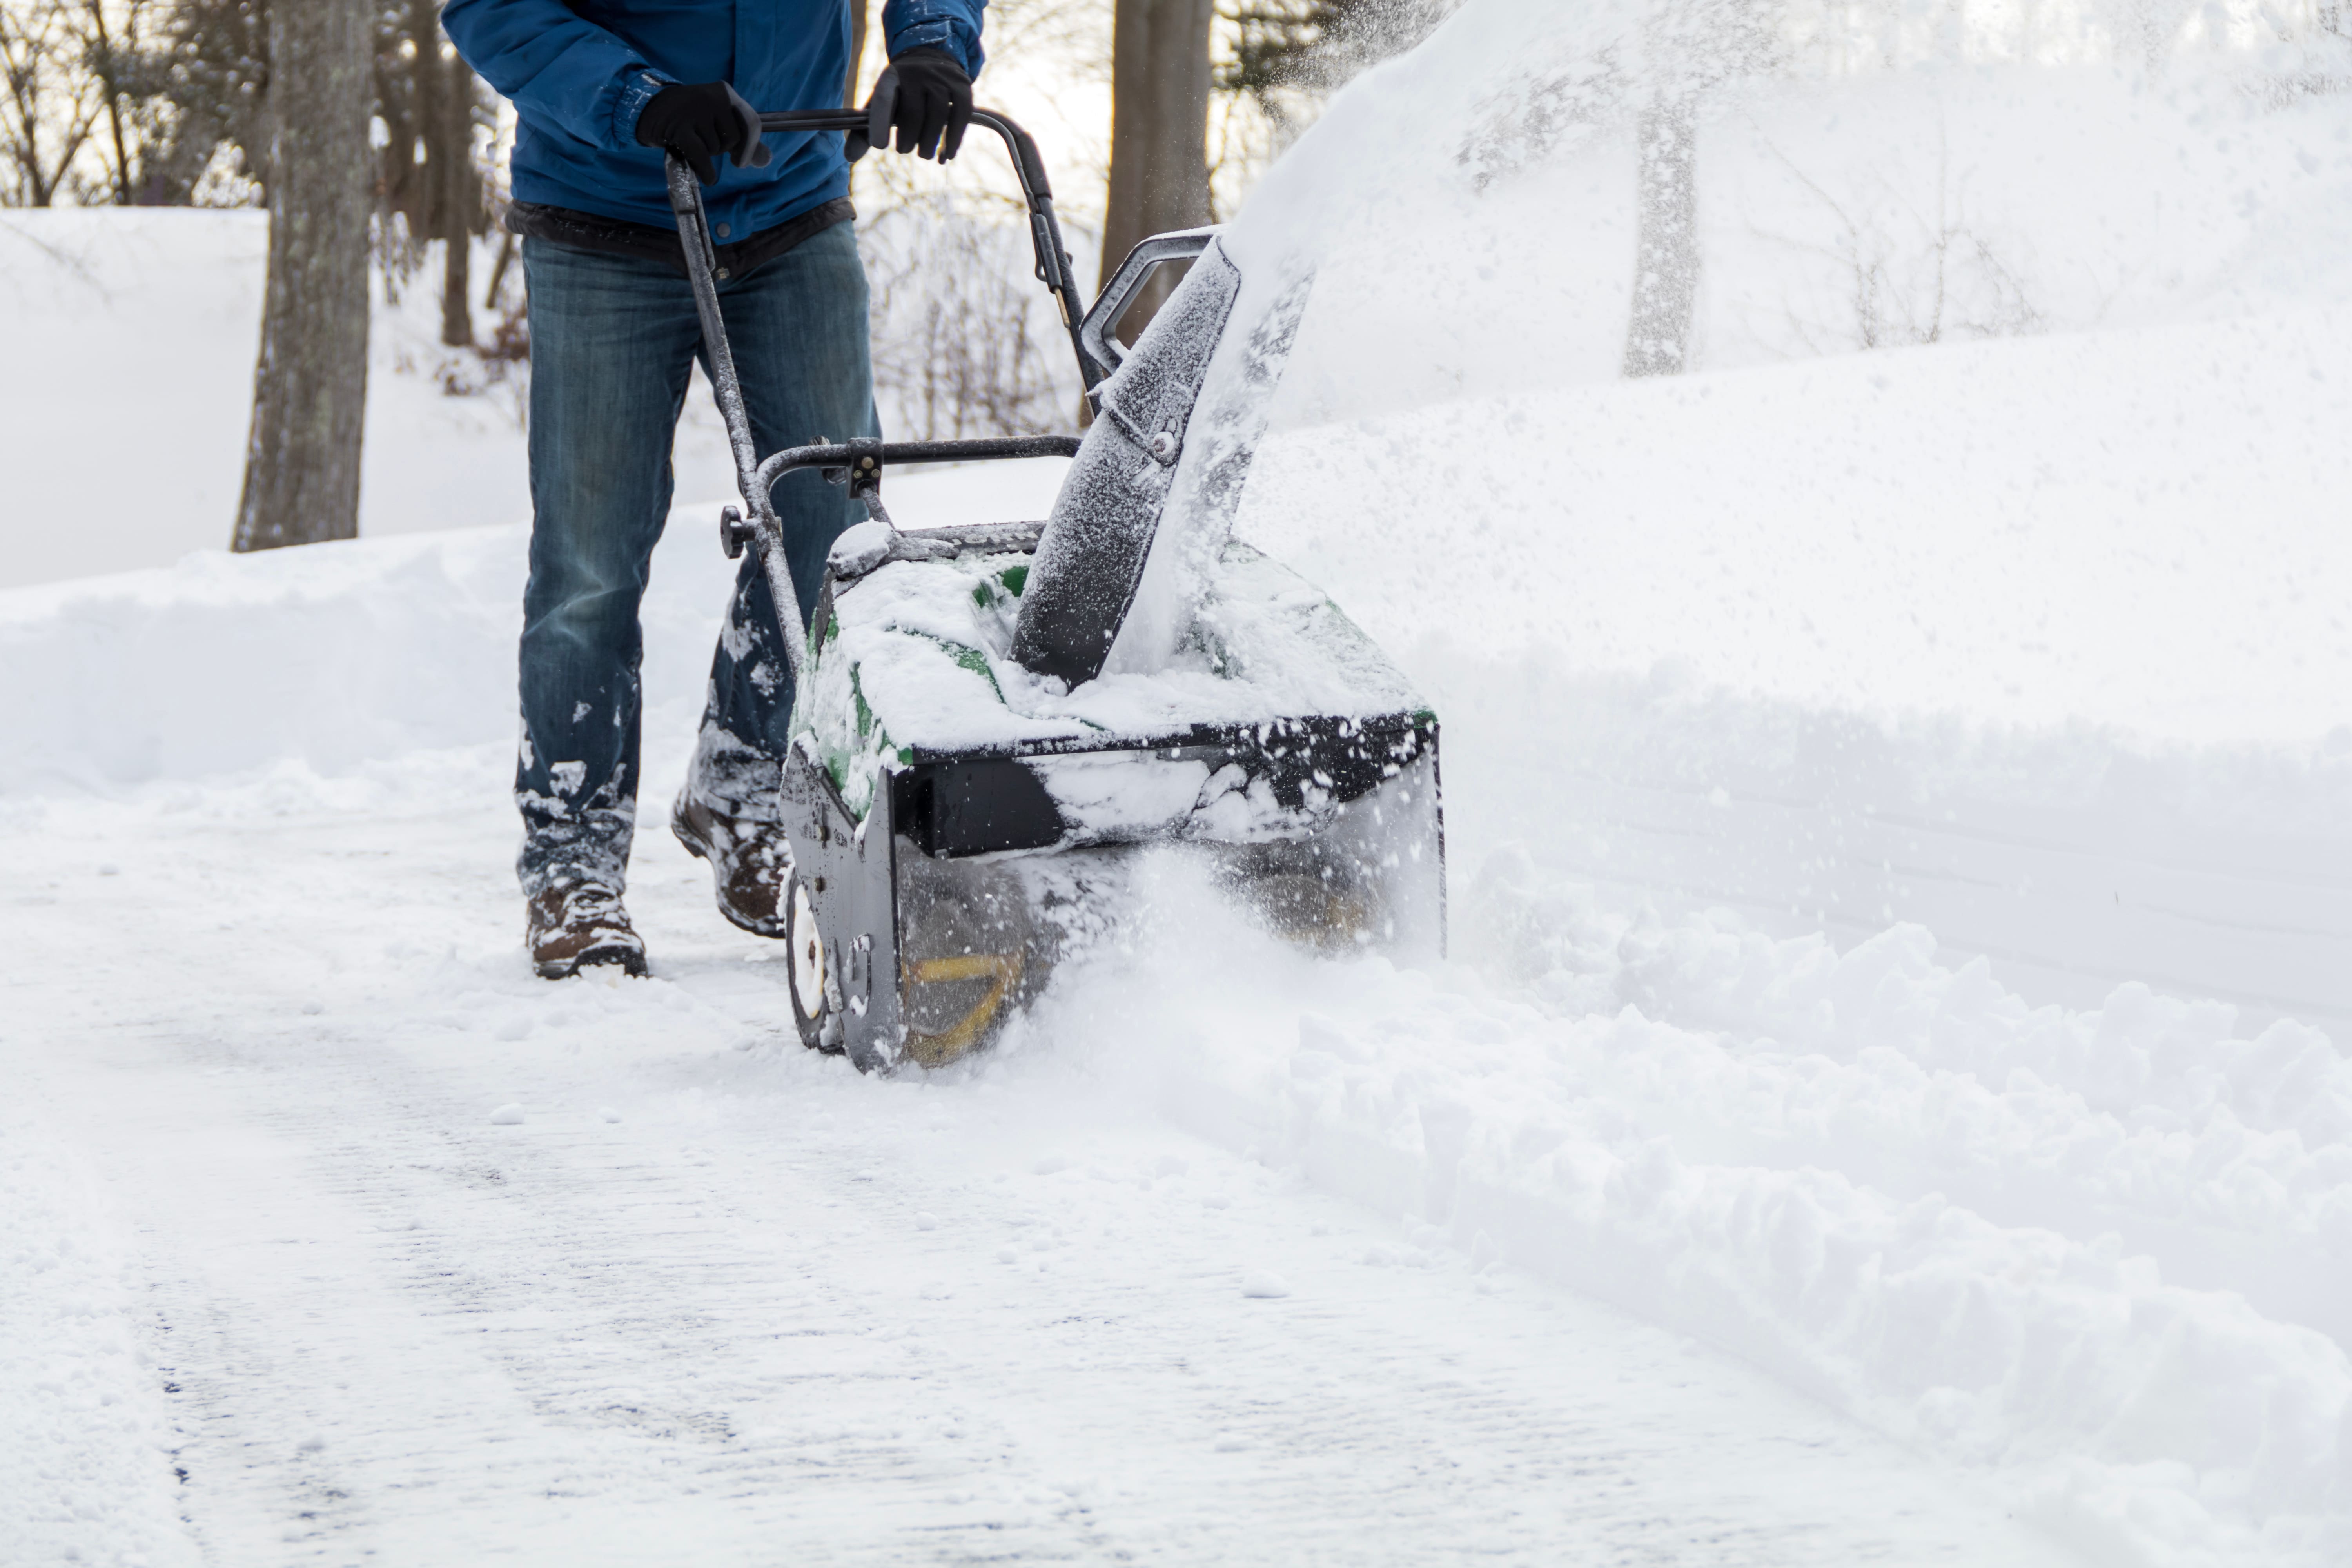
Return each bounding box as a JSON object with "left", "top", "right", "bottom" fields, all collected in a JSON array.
[
  {"left": 666, "top": 108, "right": 1444, "bottom": 1074},
  {"left": 785, "top": 875, "right": 837, "bottom": 1054}
]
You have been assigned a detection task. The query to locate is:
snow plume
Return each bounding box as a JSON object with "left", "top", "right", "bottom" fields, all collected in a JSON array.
[{"left": 1222, "top": 0, "right": 2352, "bottom": 419}]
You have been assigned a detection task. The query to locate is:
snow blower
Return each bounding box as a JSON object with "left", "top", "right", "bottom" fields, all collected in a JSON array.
[{"left": 668, "top": 110, "right": 1443, "bottom": 1072}]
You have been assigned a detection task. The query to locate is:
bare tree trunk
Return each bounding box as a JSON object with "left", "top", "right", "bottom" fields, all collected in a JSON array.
[
  {"left": 1102, "top": 0, "right": 1214, "bottom": 340},
  {"left": 441, "top": 216, "right": 474, "bottom": 345},
  {"left": 404, "top": 0, "right": 457, "bottom": 344},
  {"left": 233, "top": 0, "right": 372, "bottom": 554},
  {"left": 436, "top": 13, "right": 477, "bottom": 347},
  {"left": 1622, "top": 96, "right": 1697, "bottom": 378}
]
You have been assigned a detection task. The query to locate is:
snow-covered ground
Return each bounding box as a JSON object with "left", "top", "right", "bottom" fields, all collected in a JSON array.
[
  {"left": 5, "top": 762, "right": 2089, "bottom": 1565},
  {"left": 7, "top": 6, "right": 2352, "bottom": 1564},
  {"left": 0, "top": 212, "right": 554, "bottom": 590}
]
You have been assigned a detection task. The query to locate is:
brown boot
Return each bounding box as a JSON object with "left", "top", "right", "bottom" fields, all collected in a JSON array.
[
  {"left": 527, "top": 880, "right": 649, "bottom": 979},
  {"left": 670, "top": 790, "right": 790, "bottom": 938}
]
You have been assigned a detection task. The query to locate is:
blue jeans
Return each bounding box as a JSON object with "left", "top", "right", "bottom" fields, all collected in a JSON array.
[{"left": 515, "top": 224, "right": 876, "bottom": 896}]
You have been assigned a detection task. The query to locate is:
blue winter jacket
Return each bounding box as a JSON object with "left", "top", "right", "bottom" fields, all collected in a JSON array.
[{"left": 442, "top": 0, "right": 986, "bottom": 236}]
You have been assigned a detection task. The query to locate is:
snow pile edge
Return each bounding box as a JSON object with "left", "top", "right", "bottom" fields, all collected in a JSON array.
[{"left": 1025, "top": 876, "right": 2352, "bottom": 1568}]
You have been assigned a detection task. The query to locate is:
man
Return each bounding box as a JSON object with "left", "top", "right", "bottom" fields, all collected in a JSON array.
[{"left": 442, "top": 0, "right": 986, "bottom": 978}]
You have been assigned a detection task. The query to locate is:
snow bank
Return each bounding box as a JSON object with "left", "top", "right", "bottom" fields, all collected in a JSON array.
[
  {"left": 1017, "top": 863, "right": 2352, "bottom": 1568},
  {"left": 1510, "top": 889, "right": 2352, "bottom": 1351},
  {"left": 1240, "top": 311, "right": 2352, "bottom": 746},
  {"left": 0, "top": 213, "right": 569, "bottom": 591},
  {"left": 0, "top": 205, "right": 1068, "bottom": 593},
  {"left": 1216, "top": 300, "right": 2352, "bottom": 1029},
  {"left": 0, "top": 460, "right": 1068, "bottom": 798},
  {"left": 0, "top": 529, "right": 532, "bottom": 795}
]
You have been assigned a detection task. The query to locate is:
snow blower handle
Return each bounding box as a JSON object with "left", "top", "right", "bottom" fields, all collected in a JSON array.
[
  {"left": 749, "top": 434, "right": 1083, "bottom": 520},
  {"left": 662, "top": 108, "right": 1097, "bottom": 697},
  {"left": 664, "top": 152, "right": 817, "bottom": 697},
  {"left": 756, "top": 108, "right": 1100, "bottom": 391}
]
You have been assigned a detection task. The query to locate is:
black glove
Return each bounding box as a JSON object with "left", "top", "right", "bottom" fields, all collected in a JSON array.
[
  {"left": 635, "top": 80, "right": 773, "bottom": 186},
  {"left": 846, "top": 47, "right": 973, "bottom": 164}
]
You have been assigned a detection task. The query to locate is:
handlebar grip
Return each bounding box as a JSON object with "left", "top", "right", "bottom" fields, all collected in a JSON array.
[
  {"left": 721, "top": 105, "right": 1098, "bottom": 387},
  {"left": 754, "top": 107, "right": 1051, "bottom": 201},
  {"left": 975, "top": 112, "right": 1053, "bottom": 201},
  {"left": 756, "top": 109, "right": 869, "bottom": 133}
]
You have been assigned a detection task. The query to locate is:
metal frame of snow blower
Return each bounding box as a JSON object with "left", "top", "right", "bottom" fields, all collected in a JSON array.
[
  {"left": 666, "top": 109, "right": 1222, "bottom": 698},
  {"left": 666, "top": 111, "right": 1442, "bottom": 1072}
]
